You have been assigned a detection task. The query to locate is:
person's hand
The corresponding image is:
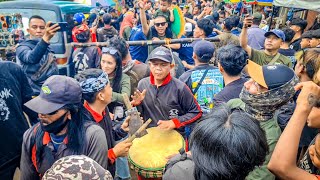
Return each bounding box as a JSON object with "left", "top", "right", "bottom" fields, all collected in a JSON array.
[
  {"left": 181, "top": 60, "right": 188, "bottom": 67},
  {"left": 295, "top": 81, "right": 320, "bottom": 110},
  {"left": 109, "top": 112, "right": 114, "bottom": 120},
  {"left": 121, "top": 116, "right": 131, "bottom": 132},
  {"left": 157, "top": 120, "right": 176, "bottom": 130},
  {"left": 131, "top": 89, "right": 147, "bottom": 106},
  {"left": 113, "top": 139, "right": 132, "bottom": 157},
  {"left": 152, "top": 37, "right": 160, "bottom": 41},
  {"left": 243, "top": 15, "right": 253, "bottom": 28},
  {"left": 42, "top": 21, "right": 60, "bottom": 43},
  {"left": 138, "top": 0, "right": 146, "bottom": 10}
]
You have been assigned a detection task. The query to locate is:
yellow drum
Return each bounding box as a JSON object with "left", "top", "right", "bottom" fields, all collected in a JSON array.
[{"left": 128, "top": 127, "right": 185, "bottom": 178}]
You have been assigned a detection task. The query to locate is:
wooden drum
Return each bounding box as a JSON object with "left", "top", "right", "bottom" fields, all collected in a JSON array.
[{"left": 128, "top": 127, "right": 185, "bottom": 178}]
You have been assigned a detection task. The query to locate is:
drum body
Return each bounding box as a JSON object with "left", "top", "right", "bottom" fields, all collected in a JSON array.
[{"left": 128, "top": 127, "right": 185, "bottom": 178}]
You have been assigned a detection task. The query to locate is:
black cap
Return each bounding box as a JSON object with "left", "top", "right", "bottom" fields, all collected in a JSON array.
[
  {"left": 193, "top": 40, "right": 215, "bottom": 62},
  {"left": 147, "top": 46, "right": 173, "bottom": 63},
  {"left": 247, "top": 60, "right": 295, "bottom": 90},
  {"left": 301, "top": 30, "right": 314, "bottom": 39},
  {"left": 24, "top": 75, "right": 82, "bottom": 114}
]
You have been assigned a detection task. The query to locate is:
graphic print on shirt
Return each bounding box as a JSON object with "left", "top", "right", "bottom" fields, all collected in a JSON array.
[
  {"left": 73, "top": 51, "right": 89, "bottom": 74},
  {"left": 0, "top": 88, "right": 13, "bottom": 121},
  {"left": 169, "top": 109, "right": 179, "bottom": 119},
  {"left": 191, "top": 69, "right": 224, "bottom": 113}
]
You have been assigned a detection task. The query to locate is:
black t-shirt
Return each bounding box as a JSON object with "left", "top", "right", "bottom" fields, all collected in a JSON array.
[
  {"left": 0, "top": 61, "right": 34, "bottom": 166},
  {"left": 290, "top": 38, "right": 302, "bottom": 52},
  {"left": 213, "top": 77, "right": 248, "bottom": 106},
  {"left": 279, "top": 48, "right": 297, "bottom": 66}
]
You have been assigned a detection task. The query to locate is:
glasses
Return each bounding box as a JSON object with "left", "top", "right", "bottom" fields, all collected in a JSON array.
[
  {"left": 102, "top": 47, "right": 118, "bottom": 55},
  {"left": 154, "top": 22, "right": 166, "bottom": 27}
]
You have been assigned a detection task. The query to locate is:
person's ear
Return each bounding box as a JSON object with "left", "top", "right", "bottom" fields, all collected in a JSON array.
[
  {"left": 98, "top": 91, "right": 105, "bottom": 101},
  {"left": 200, "top": 29, "right": 204, "bottom": 36},
  {"left": 192, "top": 53, "right": 197, "bottom": 60},
  {"left": 170, "top": 63, "right": 175, "bottom": 69},
  {"left": 218, "top": 63, "right": 224, "bottom": 73}
]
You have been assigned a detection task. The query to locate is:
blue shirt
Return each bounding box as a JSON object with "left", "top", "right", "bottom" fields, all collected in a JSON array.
[
  {"left": 247, "top": 25, "right": 266, "bottom": 50},
  {"left": 176, "top": 36, "right": 194, "bottom": 65},
  {"left": 129, "top": 25, "right": 148, "bottom": 63},
  {"left": 231, "top": 29, "right": 241, "bottom": 36}
]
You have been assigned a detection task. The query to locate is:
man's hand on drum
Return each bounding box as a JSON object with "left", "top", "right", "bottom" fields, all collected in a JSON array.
[
  {"left": 157, "top": 120, "right": 175, "bottom": 130},
  {"left": 131, "top": 89, "right": 147, "bottom": 106},
  {"left": 113, "top": 139, "right": 132, "bottom": 157}
]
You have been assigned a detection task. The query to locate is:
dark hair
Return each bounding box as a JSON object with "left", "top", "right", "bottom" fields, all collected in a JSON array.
[
  {"left": 102, "top": 13, "right": 112, "bottom": 24},
  {"left": 101, "top": 48, "right": 122, "bottom": 93},
  {"left": 35, "top": 103, "right": 86, "bottom": 167},
  {"left": 160, "top": 0, "right": 172, "bottom": 4},
  {"left": 190, "top": 105, "right": 269, "bottom": 180},
  {"left": 29, "top": 15, "right": 46, "bottom": 25},
  {"left": 75, "top": 68, "right": 105, "bottom": 104},
  {"left": 223, "top": 17, "right": 234, "bottom": 31},
  {"left": 312, "top": 29, "right": 320, "bottom": 39},
  {"left": 197, "top": 18, "right": 214, "bottom": 37},
  {"left": 219, "top": 10, "right": 226, "bottom": 16},
  {"left": 217, "top": 45, "right": 247, "bottom": 76},
  {"left": 282, "top": 28, "right": 296, "bottom": 43},
  {"left": 301, "top": 30, "right": 314, "bottom": 39},
  {"left": 108, "top": 36, "right": 128, "bottom": 60},
  {"left": 76, "top": 30, "right": 90, "bottom": 43},
  {"left": 291, "top": 18, "right": 308, "bottom": 32}
]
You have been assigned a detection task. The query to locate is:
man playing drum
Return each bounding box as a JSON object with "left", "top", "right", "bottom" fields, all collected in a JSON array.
[
  {"left": 131, "top": 46, "right": 202, "bottom": 180},
  {"left": 131, "top": 46, "right": 202, "bottom": 140}
]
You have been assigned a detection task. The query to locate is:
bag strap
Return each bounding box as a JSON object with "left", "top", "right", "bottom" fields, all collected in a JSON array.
[
  {"left": 32, "top": 53, "right": 55, "bottom": 79},
  {"left": 192, "top": 68, "right": 210, "bottom": 94},
  {"left": 268, "top": 53, "right": 281, "bottom": 65},
  {"left": 31, "top": 124, "right": 40, "bottom": 173}
]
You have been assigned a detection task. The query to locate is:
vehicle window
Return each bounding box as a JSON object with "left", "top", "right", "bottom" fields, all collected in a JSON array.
[{"left": 0, "top": 9, "right": 59, "bottom": 44}]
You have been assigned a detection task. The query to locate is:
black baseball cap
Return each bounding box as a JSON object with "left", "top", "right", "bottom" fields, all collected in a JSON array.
[
  {"left": 301, "top": 30, "right": 314, "bottom": 39},
  {"left": 147, "top": 46, "right": 173, "bottom": 63},
  {"left": 24, "top": 75, "right": 82, "bottom": 114},
  {"left": 247, "top": 60, "right": 295, "bottom": 90}
]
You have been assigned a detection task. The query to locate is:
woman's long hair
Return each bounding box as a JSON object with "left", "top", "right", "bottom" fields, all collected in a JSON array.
[{"left": 103, "top": 50, "right": 123, "bottom": 93}]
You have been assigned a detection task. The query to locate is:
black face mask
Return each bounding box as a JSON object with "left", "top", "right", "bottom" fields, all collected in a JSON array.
[{"left": 40, "top": 112, "right": 69, "bottom": 134}]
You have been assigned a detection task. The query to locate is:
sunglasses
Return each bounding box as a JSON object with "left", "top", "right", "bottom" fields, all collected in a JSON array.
[
  {"left": 102, "top": 47, "right": 118, "bottom": 55},
  {"left": 154, "top": 22, "right": 166, "bottom": 27}
]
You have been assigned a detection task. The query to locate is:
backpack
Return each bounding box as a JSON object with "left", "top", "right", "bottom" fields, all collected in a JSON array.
[
  {"left": 190, "top": 68, "right": 224, "bottom": 113},
  {"left": 72, "top": 48, "right": 89, "bottom": 74}
]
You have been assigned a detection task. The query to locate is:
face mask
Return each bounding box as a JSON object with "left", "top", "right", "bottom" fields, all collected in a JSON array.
[{"left": 40, "top": 112, "right": 69, "bottom": 134}]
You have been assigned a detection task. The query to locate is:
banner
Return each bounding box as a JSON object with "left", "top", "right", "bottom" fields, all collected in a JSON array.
[
  {"left": 257, "top": 0, "right": 273, "bottom": 6},
  {"left": 273, "top": 0, "right": 320, "bottom": 12}
]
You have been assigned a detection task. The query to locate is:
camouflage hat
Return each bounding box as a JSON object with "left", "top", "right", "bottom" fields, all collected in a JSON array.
[{"left": 42, "top": 155, "right": 112, "bottom": 180}]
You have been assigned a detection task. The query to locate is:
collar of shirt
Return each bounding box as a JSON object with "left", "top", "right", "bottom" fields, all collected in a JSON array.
[
  {"left": 150, "top": 72, "right": 172, "bottom": 86},
  {"left": 84, "top": 101, "right": 106, "bottom": 123},
  {"left": 43, "top": 132, "right": 68, "bottom": 145}
]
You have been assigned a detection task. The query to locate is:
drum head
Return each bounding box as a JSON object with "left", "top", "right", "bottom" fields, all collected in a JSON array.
[{"left": 128, "top": 127, "right": 185, "bottom": 171}]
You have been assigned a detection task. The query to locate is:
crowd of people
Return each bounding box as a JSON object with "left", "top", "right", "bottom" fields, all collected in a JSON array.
[{"left": 1, "top": 0, "right": 320, "bottom": 180}]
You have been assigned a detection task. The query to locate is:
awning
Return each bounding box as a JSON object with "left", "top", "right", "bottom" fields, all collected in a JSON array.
[{"left": 273, "top": 0, "right": 320, "bottom": 12}]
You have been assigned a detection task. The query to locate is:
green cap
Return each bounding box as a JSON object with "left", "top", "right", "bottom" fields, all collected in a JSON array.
[{"left": 253, "top": 12, "right": 262, "bottom": 20}]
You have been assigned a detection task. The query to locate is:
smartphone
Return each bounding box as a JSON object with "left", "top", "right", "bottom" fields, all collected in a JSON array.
[{"left": 50, "top": 22, "right": 68, "bottom": 32}]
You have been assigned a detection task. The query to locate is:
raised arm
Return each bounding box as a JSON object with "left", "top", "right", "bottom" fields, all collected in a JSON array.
[
  {"left": 138, "top": 1, "right": 150, "bottom": 36},
  {"left": 268, "top": 81, "right": 320, "bottom": 180},
  {"left": 240, "top": 16, "right": 253, "bottom": 58}
]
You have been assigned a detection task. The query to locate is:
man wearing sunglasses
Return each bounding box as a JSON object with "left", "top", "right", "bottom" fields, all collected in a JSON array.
[
  {"left": 20, "top": 75, "right": 109, "bottom": 179},
  {"left": 139, "top": 0, "right": 180, "bottom": 53}
]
